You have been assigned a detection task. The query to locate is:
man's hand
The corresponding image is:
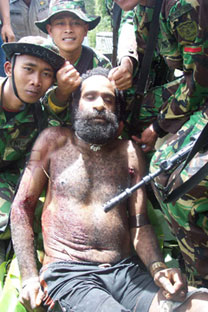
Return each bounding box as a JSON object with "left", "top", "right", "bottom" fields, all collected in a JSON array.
[
  {"left": 108, "top": 56, "right": 133, "bottom": 90},
  {"left": 1, "top": 24, "right": 15, "bottom": 42},
  {"left": 55, "top": 61, "right": 82, "bottom": 102},
  {"left": 154, "top": 268, "right": 188, "bottom": 302},
  {"left": 132, "top": 124, "right": 158, "bottom": 153},
  {"left": 20, "top": 276, "right": 45, "bottom": 312}
]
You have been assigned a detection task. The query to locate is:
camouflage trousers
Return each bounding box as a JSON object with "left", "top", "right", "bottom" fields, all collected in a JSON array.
[{"left": 150, "top": 110, "right": 208, "bottom": 287}]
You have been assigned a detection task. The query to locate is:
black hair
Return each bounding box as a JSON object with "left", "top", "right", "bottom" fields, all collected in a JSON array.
[{"left": 81, "top": 67, "right": 125, "bottom": 121}]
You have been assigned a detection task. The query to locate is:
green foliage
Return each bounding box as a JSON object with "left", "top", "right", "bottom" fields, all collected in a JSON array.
[
  {"left": 85, "top": 0, "right": 112, "bottom": 47},
  {"left": 0, "top": 258, "right": 26, "bottom": 312},
  {"left": 147, "top": 200, "right": 180, "bottom": 268}
]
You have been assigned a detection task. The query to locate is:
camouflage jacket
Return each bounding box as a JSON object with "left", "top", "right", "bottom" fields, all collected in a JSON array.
[
  {"left": 118, "top": 1, "right": 172, "bottom": 89},
  {"left": 157, "top": 0, "right": 208, "bottom": 133},
  {"left": 43, "top": 45, "right": 112, "bottom": 127},
  {"left": 0, "top": 77, "right": 47, "bottom": 170}
]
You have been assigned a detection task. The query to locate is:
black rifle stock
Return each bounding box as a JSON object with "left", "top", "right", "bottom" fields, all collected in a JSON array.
[{"left": 103, "top": 134, "right": 200, "bottom": 213}]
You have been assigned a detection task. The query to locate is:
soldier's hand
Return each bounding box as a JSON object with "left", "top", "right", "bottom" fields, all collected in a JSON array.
[
  {"left": 132, "top": 124, "right": 158, "bottom": 153},
  {"left": 108, "top": 56, "right": 133, "bottom": 90},
  {"left": 154, "top": 268, "right": 188, "bottom": 302},
  {"left": 20, "top": 276, "right": 45, "bottom": 312},
  {"left": 55, "top": 61, "right": 82, "bottom": 102}
]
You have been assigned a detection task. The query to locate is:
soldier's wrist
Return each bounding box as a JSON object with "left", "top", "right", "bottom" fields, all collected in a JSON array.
[{"left": 152, "top": 121, "right": 168, "bottom": 138}]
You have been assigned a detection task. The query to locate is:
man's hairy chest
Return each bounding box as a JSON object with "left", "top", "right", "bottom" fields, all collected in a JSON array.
[{"left": 49, "top": 147, "right": 130, "bottom": 204}]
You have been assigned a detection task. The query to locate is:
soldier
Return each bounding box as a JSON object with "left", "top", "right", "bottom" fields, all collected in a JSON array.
[
  {"left": 36, "top": 0, "right": 111, "bottom": 127},
  {"left": 114, "top": 0, "right": 208, "bottom": 287},
  {"left": 0, "top": 35, "right": 64, "bottom": 262},
  {"left": 148, "top": 0, "right": 208, "bottom": 287},
  {"left": 108, "top": 0, "right": 176, "bottom": 147}
]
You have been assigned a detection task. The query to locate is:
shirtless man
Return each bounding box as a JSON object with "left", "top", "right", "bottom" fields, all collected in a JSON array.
[{"left": 11, "top": 68, "right": 208, "bottom": 312}]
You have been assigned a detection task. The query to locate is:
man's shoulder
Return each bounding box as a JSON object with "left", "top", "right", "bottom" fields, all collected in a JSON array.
[
  {"left": 36, "top": 126, "right": 72, "bottom": 151},
  {"left": 41, "top": 125, "right": 71, "bottom": 137}
]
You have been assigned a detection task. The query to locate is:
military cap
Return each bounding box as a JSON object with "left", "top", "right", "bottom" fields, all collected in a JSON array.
[
  {"left": 35, "top": 0, "right": 101, "bottom": 33},
  {"left": 2, "top": 36, "right": 65, "bottom": 73}
]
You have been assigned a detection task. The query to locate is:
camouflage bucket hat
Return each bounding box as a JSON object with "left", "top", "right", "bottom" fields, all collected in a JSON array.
[
  {"left": 2, "top": 36, "right": 65, "bottom": 73},
  {"left": 35, "top": 0, "right": 101, "bottom": 33}
]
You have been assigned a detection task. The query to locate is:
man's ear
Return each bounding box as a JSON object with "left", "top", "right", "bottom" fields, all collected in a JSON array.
[
  {"left": 84, "top": 23, "right": 89, "bottom": 36},
  {"left": 116, "top": 121, "right": 124, "bottom": 137},
  {"left": 46, "top": 24, "right": 52, "bottom": 36},
  {"left": 4, "top": 61, "right": 12, "bottom": 76}
]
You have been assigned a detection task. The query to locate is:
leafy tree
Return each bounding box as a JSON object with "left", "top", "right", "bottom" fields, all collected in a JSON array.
[{"left": 85, "top": 0, "right": 112, "bottom": 47}]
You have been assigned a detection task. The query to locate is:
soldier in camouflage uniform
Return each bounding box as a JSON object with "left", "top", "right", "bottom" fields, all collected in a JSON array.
[
  {"left": 0, "top": 36, "right": 64, "bottom": 262},
  {"left": 36, "top": 0, "right": 112, "bottom": 127},
  {"left": 108, "top": 0, "right": 176, "bottom": 146},
  {"left": 150, "top": 0, "right": 208, "bottom": 287}
]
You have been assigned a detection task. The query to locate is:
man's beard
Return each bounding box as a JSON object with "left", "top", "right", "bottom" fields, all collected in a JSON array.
[{"left": 74, "top": 110, "right": 119, "bottom": 144}]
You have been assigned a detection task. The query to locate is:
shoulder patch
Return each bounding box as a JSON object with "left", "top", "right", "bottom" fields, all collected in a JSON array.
[{"left": 176, "top": 20, "right": 198, "bottom": 41}]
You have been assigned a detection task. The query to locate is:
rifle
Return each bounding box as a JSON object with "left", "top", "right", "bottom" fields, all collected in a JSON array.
[
  {"left": 129, "top": 0, "right": 163, "bottom": 135},
  {"left": 103, "top": 130, "right": 208, "bottom": 213}
]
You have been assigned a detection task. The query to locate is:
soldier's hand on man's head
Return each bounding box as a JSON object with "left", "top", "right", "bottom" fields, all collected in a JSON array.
[{"left": 108, "top": 56, "right": 133, "bottom": 90}]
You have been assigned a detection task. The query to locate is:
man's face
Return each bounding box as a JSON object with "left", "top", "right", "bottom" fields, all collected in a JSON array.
[
  {"left": 114, "top": 0, "right": 138, "bottom": 11},
  {"left": 11, "top": 54, "right": 54, "bottom": 103},
  {"left": 74, "top": 75, "right": 119, "bottom": 144},
  {"left": 46, "top": 13, "right": 88, "bottom": 56}
]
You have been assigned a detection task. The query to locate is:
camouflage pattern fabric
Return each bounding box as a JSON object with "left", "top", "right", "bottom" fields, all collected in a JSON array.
[
  {"left": 36, "top": 0, "right": 100, "bottom": 33},
  {"left": 0, "top": 78, "right": 47, "bottom": 239},
  {"left": 106, "top": 0, "right": 174, "bottom": 138},
  {"left": 150, "top": 108, "right": 208, "bottom": 287},
  {"left": 44, "top": 47, "right": 112, "bottom": 127},
  {"left": 157, "top": 0, "right": 208, "bottom": 134}
]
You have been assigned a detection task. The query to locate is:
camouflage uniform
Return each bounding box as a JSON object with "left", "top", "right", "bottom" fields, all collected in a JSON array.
[
  {"left": 38, "top": 0, "right": 112, "bottom": 126},
  {"left": 106, "top": 0, "right": 175, "bottom": 138},
  {"left": 150, "top": 0, "right": 208, "bottom": 287},
  {"left": 156, "top": 0, "right": 208, "bottom": 133},
  {"left": 0, "top": 77, "right": 47, "bottom": 239}
]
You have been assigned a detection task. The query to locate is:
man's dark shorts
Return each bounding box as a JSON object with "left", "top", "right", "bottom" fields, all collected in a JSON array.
[{"left": 40, "top": 256, "right": 159, "bottom": 312}]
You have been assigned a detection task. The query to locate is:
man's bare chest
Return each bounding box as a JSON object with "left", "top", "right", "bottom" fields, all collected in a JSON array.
[{"left": 49, "top": 147, "right": 130, "bottom": 203}]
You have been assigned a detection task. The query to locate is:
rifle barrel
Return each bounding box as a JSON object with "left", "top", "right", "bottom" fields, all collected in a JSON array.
[{"left": 103, "top": 136, "right": 197, "bottom": 213}]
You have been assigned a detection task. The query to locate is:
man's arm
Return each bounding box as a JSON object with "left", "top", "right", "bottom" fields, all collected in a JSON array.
[
  {"left": 10, "top": 128, "right": 59, "bottom": 311},
  {"left": 0, "top": 0, "right": 15, "bottom": 42},
  {"left": 128, "top": 142, "right": 187, "bottom": 301}
]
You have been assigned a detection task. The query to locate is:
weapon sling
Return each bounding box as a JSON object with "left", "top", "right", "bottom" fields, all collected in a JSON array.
[{"left": 129, "top": 0, "right": 163, "bottom": 135}]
